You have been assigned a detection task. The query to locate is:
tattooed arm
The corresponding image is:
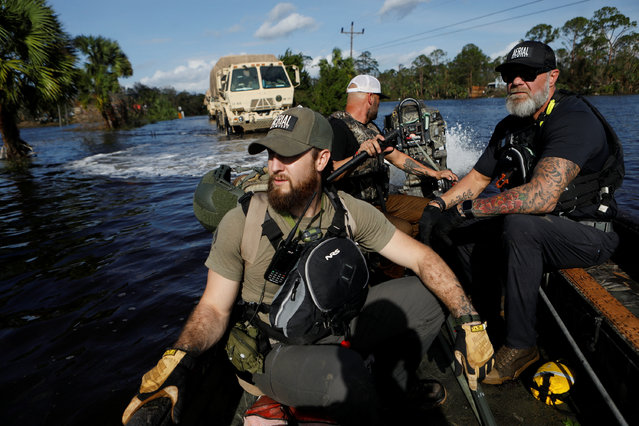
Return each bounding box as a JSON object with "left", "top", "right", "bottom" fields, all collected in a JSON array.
[
  {"left": 431, "top": 168, "right": 492, "bottom": 210},
  {"left": 380, "top": 228, "right": 477, "bottom": 317},
  {"left": 386, "top": 147, "right": 458, "bottom": 181},
  {"left": 469, "top": 157, "right": 580, "bottom": 217}
]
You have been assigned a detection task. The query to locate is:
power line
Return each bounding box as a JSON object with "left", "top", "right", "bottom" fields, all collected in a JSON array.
[
  {"left": 341, "top": 22, "right": 365, "bottom": 58},
  {"left": 365, "top": 0, "right": 590, "bottom": 52},
  {"left": 366, "top": 0, "right": 546, "bottom": 51}
]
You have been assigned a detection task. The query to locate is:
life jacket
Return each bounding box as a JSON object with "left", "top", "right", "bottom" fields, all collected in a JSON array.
[
  {"left": 237, "top": 189, "right": 368, "bottom": 345},
  {"left": 329, "top": 111, "right": 390, "bottom": 207},
  {"left": 494, "top": 90, "right": 624, "bottom": 218}
]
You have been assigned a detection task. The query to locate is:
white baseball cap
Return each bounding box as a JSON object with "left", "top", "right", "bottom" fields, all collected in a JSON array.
[{"left": 346, "top": 75, "right": 389, "bottom": 99}]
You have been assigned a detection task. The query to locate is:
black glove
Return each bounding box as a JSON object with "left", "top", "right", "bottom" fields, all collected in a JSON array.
[
  {"left": 122, "top": 348, "right": 195, "bottom": 424},
  {"left": 454, "top": 320, "right": 495, "bottom": 391},
  {"left": 432, "top": 206, "right": 466, "bottom": 246},
  {"left": 420, "top": 205, "right": 467, "bottom": 246},
  {"left": 419, "top": 205, "right": 445, "bottom": 245}
]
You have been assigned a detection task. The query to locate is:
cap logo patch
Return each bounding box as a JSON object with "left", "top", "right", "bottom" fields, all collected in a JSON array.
[
  {"left": 270, "top": 114, "right": 297, "bottom": 131},
  {"left": 511, "top": 46, "right": 530, "bottom": 59}
]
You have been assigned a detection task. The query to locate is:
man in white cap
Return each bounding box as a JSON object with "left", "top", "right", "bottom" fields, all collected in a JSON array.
[{"left": 329, "top": 75, "right": 457, "bottom": 239}]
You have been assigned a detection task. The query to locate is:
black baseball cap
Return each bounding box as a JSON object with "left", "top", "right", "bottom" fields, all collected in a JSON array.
[{"left": 495, "top": 41, "right": 557, "bottom": 72}]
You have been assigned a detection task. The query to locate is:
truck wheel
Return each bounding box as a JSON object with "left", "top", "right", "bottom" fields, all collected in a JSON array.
[{"left": 224, "top": 119, "right": 233, "bottom": 137}]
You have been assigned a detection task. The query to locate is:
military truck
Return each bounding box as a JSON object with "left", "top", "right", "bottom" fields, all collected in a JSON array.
[{"left": 207, "top": 54, "right": 299, "bottom": 136}]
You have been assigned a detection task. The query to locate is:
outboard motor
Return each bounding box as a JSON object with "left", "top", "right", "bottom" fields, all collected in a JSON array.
[{"left": 384, "top": 98, "right": 450, "bottom": 197}]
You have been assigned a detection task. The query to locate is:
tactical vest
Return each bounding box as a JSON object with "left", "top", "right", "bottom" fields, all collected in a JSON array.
[
  {"left": 494, "top": 90, "right": 624, "bottom": 218},
  {"left": 329, "top": 111, "right": 390, "bottom": 206}
]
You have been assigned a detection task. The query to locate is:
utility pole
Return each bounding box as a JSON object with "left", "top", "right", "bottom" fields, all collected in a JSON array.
[{"left": 340, "top": 22, "right": 364, "bottom": 58}]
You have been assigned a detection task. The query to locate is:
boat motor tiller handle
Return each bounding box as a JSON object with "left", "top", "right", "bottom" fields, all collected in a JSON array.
[{"left": 327, "top": 129, "right": 400, "bottom": 183}]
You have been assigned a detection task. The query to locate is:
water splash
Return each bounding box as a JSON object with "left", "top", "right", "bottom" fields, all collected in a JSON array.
[{"left": 445, "top": 123, "right": 486, "bottom": 176}]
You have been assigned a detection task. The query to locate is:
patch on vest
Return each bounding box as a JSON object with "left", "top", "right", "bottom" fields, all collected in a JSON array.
[{"left": 270, "top": 114, "right": 298, "bottom": 131}]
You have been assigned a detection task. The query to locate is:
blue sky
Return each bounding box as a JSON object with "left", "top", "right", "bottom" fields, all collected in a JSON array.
[{"left": 48, "top": 0, "right": 639, "bottom": 94}]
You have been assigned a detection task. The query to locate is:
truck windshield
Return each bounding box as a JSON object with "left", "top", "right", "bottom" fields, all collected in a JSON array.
[
  {"left": 230, "top": 67, "right": 259, "bottom": 92},
  {"left": 260, "top": 66, "right": 291, "bottom": 89}
]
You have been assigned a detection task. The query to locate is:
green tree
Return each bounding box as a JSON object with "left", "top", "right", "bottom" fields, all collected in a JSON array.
[
  {"left": 311, "top": 48, "right": 355, "bottom": 115},
  {"left": 74, "top": 35, "right": 132, "bottom": 129},
  {"left": 589, "top": 7, "right": 637, "bottom": 67},
  {"left": 560, "top": 17, "right": 589, "bottom": 66},
  {"left": 525, "top": 24, "right": 559, "bottom": 44},
  {"left": 449, "top": 44, "right": 492, "bottom": 97},
  {"left": 280, "top": 49, "right": 313, "bottom": 107},
  {"left": 0, "top": 0, "right": 76, "bottom": 160},
  {"left": 411, "top": 55, "right": 432, "bottom": 99},
  {"left": 354, "top": 51, "right": 379, "bottom": 76},
  {"left": 428, "top": 49, "right": 450, "bottom": 99}
]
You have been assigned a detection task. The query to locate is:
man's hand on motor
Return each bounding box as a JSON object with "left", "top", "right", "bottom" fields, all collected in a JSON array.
[
  {"left": 453, "top": 319, "right": 495, "bottom": 391},
  {"left": 122, "top": 348, "right": 195, "bottom": 425},
  {"left": 435, "top": 169, "right": 459, "bottom": 182}
]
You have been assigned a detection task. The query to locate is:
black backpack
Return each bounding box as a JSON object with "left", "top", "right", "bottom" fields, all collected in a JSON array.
[
  {"left": 269, "top": 235, "right": 369, "bottom": 344},
  {"left": 240, "top": 190, "right": 369, "bottom": 345}
]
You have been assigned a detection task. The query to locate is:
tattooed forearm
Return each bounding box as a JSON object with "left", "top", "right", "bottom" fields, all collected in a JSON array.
[
  {"left": 473, "top": 157, "right": 580, "bottom": 216},
  {"left": 448, "top": 190, "right": 476, "bottom": 207},
  {"left": 400, "top": 157, "right": 432, "bottom": 177}
]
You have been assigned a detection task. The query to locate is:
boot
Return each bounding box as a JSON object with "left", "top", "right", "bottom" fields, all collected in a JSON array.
[{"left": 482, "top": 345, "right": 539, "bottom": 385}]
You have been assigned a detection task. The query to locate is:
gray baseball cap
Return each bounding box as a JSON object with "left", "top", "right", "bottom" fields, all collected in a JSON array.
[{"left": 248, "top": 107, "right": 333, "bottom": 157}]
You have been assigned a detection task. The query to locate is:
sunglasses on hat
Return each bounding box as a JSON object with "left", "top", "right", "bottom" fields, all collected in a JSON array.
[{"left": 501, "top": 67, "right": 545, "bottom": 84}]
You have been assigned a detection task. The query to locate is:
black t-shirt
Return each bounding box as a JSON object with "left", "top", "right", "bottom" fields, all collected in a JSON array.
[{"left": 474, "top": 94, "right": 610, "bottom": 218}]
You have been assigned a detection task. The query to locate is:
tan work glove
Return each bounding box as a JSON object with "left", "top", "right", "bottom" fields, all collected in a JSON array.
[
  {"left": 122, "top": 348, "right": 195, "bottom": 424},
  {"left": 453, "top": 318, "right": 495, "bottom": 391}
]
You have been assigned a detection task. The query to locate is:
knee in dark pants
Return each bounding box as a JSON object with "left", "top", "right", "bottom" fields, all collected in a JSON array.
[
  {"left": 256, "top": 344, "right": 379, "bottom": 425},
  {"left": 502, "top": 214, "right": 541, "bottom": 247}
]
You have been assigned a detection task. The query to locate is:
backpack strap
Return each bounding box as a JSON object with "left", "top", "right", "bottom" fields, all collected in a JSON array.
[
  {"left": 240, "top": 192, "right": 283, "bottom": 264},
  {"left": 324, "top": 187, "right": 357, "bottom": 239}
]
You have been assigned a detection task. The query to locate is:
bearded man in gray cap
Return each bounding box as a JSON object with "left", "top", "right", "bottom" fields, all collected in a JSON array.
[
  {"left": 123, "top": 106, "right": 495, "bottom": 425},
  {"left": 419, "top": 41, "right": 623, "bottom": 385}
]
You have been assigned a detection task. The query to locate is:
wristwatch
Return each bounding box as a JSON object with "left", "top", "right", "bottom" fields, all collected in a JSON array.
[
  {"left": 454, "top": 314, "right": 482, "bottom": 325},
  {"left": 462, "top": 199, "right": 475, "bottom": 219}
]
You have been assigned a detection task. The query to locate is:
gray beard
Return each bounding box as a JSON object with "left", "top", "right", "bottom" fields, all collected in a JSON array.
[{"left": 506, "top": 73, "right": 550, "bottom": 117}]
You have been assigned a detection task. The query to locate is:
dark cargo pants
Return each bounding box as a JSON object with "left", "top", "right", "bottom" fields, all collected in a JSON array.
[
  {"left": 442, "top": 214, "right": 619, "bottom": 349},
  {"left": 252, "top": 276, "right": 445, "bottom": 425}
]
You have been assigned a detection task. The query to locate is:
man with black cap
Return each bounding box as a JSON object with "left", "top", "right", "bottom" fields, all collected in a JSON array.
[
  {"left": 122, "top": 106, "right": 495, "bottom": 425},
  {"left": 419, "top": 41, "right": 623, "bottom": 385},
  {"left": 330, "top": 74, "right": 458, "bottom": 238}
]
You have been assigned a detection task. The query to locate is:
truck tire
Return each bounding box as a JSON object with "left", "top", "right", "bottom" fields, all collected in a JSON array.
[{"left": 224, "top": 118, "right": 233, "bottom": 137}]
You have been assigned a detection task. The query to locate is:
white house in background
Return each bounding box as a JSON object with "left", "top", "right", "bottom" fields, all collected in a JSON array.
[{"left": 487, "top": 75, "right": 507, "bottom": 90}]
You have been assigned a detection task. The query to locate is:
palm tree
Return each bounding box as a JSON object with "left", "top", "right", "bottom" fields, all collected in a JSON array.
[
  {"left": 0, "top": 0, "right": 77, "bottom": 161},
  {"left": 74, "top": 35, "right": 132, "bottom": 129}
]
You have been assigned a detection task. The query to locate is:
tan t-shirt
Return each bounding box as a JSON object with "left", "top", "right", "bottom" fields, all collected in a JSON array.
[{"left": 205, "top": 190, "right": 395, "bottom": 305}]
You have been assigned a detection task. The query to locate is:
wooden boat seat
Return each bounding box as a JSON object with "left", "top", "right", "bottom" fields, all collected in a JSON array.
[{"left": 557, "top": 263, "right": 639, "bottom": 353}]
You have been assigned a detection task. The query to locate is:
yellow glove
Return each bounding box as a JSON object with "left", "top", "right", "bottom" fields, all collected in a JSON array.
[
  {"left": 453, "top": 318, "right": 495, "bottom": 391},
  {"left": 122, "top": 348, "right": 195, "bottom": 424}
]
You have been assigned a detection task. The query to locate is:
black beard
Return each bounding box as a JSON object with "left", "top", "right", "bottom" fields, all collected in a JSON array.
[{"left": 267, "top": 169, "right": 319, "bottom": 214}]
